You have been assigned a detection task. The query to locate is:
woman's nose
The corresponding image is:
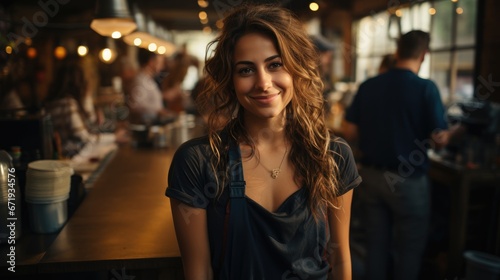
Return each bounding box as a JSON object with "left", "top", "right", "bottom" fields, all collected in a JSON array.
[{"left": 255, "top": 70, "right": 272, "bottom": 91}]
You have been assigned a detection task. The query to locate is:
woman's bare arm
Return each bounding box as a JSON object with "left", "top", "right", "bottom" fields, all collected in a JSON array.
[
  {"left": 328, "top": 189, "right": 354, "bottom": 280},
  {"left": 170, "top": 198, "right": 213, "bottom": 280}
]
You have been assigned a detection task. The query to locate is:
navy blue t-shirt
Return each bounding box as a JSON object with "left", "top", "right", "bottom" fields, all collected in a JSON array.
[{"left": 345, "top": 68, "right": 448, "bottom": 177}]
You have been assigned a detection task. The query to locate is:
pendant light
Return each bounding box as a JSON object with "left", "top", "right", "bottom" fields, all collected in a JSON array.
[
  {"left": 123, "top": 6, "right": 176, "bottom": 56},
  {"left": 90, "top": 0, "right": 137, "bottom": 38}
]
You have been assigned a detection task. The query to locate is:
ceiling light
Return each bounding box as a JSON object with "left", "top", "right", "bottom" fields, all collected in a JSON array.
[
  {"left": 199, "top": 11, "right": 207, "bottom": 20},
  {"left": 90, "top": 0, "right": 137, "bottom": 37},
  {"left": 216, "top": 19, "right": 224, "bottom": 29},
  {"left": 309, "top": 2, "right": 319, "bottom": 11},
  {"left": 54, "top": 46, "right": 67, "bottom": 60},
  {"left": 148, "top": 43, "right": 157, "bottom": 52},
  {"left": 123, "top": 7, "right": 176, "bottom": 56},
  {"left": 203, "top": 26, "right": 212, "bottom": 34},
  {"left": 99, "top": 37, "right": 118, "bottom": 64},
  {"left": 99, "top": 48, "right": 117, "bottom": 63},
  {"left": 77, "top": 45, "right": 89, "bottom": 57},
  {"left": 157, "top": 46, "right": 166, "bottom": 55},
  {"left": 27, "top": 47, "right": 37, "bottom": 59},
  {"left": 111, "top": 31, "right": 122, "bottom": 39},
  {"left": 198, "top": 0, "right": 209, "bottom": 8}
]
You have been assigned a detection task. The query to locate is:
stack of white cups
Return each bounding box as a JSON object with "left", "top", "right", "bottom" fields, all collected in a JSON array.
[{"left": 25, "top": 160, "right": 73, "bottom": 233}]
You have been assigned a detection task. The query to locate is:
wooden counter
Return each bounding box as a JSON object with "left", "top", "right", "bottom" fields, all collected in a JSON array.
[
  {"left": 0, "top": 146, "right": 182, "bottom": 278},
  {"left": 429, "top": 154, "right": 500, "bottom": 278}
]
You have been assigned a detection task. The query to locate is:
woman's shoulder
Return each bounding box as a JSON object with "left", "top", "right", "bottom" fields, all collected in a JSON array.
[
  {"left": 329, "top": 135, "right": 362, "bottom": 192},
  {"left": 173, "top": 135, "right": 212, "bottom": 159},
  {"left": 329, "top": 136, "right": 352, "bottom": 158}
]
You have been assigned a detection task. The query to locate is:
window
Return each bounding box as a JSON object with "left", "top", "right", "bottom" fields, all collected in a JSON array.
[{"left": 352, "top": 0, "right": 477, "bottom": 105}]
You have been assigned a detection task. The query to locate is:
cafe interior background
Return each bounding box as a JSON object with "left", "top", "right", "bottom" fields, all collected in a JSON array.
[{"left": 0, "top": 0, "right": 499, "bottom": 279}]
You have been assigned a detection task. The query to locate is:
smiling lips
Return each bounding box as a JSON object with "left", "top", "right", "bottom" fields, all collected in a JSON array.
[{"left": 251, "top": 92, "right": 281, "bottom": 104}]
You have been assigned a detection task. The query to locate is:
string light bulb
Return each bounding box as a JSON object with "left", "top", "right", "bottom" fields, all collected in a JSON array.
[
  {"left": 203, "top": 26, "right": 212, "bottom": 34},
  {"left": 199, "top": 11, "right": 207, "bottom": 20},
  {"left": 157, "top": 45, "right": 166, "bottom": 55},
  {"left": 77, "top": 45, "right": 89, "bottom": 57},
  {"left": 99, "top": 47, "right": 117, "bottom": 63},
  {"left": 54, "top": 45, "right": 67, "bottom": 60},
  {"left": 216, "top": 19, "right": 224, "bottom": 29},
  {"left": 198, "top": 0, "right": 209, "bottom": 8},
  {"left": 309, "top": 2, "right": 319, "bottom": 12},
  {"left": 27, "top": 47, "right": 37, "bottom": 59},
  {"left": 133, "top": 38, "right": 142, "bottom": 46},
  {"left": 148, "top": 42, "right": 157, "bottom": 52}
]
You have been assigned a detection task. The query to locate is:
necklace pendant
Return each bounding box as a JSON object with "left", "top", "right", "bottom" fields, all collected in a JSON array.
[{"left": 271, "top": 169, "right": 280, "bottom": 179}]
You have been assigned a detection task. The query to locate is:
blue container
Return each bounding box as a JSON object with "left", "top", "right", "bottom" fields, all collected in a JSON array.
[{"left": 28, "top": 198, "right": 67, "bottom": 234}]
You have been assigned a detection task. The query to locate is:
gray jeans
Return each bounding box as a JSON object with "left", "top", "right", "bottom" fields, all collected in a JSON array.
[{"left": 358, "top": 166, "right": 430, "bottom": 280}]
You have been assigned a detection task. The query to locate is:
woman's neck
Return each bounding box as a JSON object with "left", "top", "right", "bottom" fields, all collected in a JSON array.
[{"left": 243, "top": 113, "right": 287, "bottom": 147}]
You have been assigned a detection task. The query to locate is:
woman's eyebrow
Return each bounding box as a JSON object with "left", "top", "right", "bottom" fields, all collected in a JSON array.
[{"left": 234, "top": 54, "right": 281, "bottom": 66}]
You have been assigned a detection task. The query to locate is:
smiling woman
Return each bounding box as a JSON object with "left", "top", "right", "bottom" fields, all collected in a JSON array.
[
  {"left": 165, "top": 3, "right": 361, "bottom": 280},
  {"left": 232, "top": 33, "right": 293, "bottom": 119}
]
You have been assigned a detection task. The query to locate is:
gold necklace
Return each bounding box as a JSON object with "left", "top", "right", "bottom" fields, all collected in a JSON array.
[{"left": 259, "top": 147, "right": 288, "bottom": 179}]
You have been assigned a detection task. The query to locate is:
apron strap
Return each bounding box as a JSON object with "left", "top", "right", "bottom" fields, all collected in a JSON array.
[
  {"left": 219, "top": 141, "right": 246, "bottom": 274},
  {"left": 228, "top": 141, "right": 245, "bottom": 198}
]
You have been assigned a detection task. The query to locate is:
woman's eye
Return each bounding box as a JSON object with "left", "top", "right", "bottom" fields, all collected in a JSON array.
[
  {"left": 237, "top": 68, "right": 253, "bottom": 75},
  {"left": 269, "top": 62, "right": 283, "bottom": 69}
]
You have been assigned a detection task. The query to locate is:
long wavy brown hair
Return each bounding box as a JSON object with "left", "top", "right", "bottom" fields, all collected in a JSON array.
[{"left": 196, "top": 4, "right": 342, "bottom": 218}]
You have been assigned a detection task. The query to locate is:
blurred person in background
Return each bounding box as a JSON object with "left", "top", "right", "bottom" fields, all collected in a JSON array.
[
  {"left": 343, "top": 30, "right": 461, "bottom": 280},
  {"left": 378, "top": 53, "right": 396, "bottom": 74},
  {"left": 311, "top": 34, "right": 336, "bottom": 116},
  {"left": 44, "top": 57, "right": 98, "bottom": 158},
  {"left": 161, "top": 46, "right": 198, "bottom": 113},
  {"left": 128, "top": 48, "right": 172, "bottom": 125},
  {"left": 0, "top": 74, "right": 26, "bottom": 117}
]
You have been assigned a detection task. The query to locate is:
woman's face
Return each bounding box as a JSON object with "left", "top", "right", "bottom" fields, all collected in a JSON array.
[{"left": 232, "top": 32, "right": 293, "bottom": 121}]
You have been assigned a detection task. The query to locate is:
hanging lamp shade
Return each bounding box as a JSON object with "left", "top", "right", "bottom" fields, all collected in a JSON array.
[
  {"left": 90, "top": 0, "right": 137, "bottom": 38},
  {"left": 123, "top": 7, "right": 176, "bottom": 56}
]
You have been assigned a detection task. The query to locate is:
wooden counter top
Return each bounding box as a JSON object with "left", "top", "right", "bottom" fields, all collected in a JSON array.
[
  {"left": 39, "top": 146, "right": 181, "bottom": 273},
  {"left": 0, "top": 146, "right": 182, "bottom": 277}
]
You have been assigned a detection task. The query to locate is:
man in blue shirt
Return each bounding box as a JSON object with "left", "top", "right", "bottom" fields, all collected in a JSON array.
[{"left": 344, "top": 30, "right": 456, "bottom": 280}]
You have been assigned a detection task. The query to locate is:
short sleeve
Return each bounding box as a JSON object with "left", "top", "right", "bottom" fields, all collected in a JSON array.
[
  {"left": 330, "top": 138, "right": 362, "bottom": 195},
  {"left": 424, "top": 81, "right": 448, "bottom": 133},
  {"left": 165, "top": 139, "right": 213, "bottom": 209}
]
